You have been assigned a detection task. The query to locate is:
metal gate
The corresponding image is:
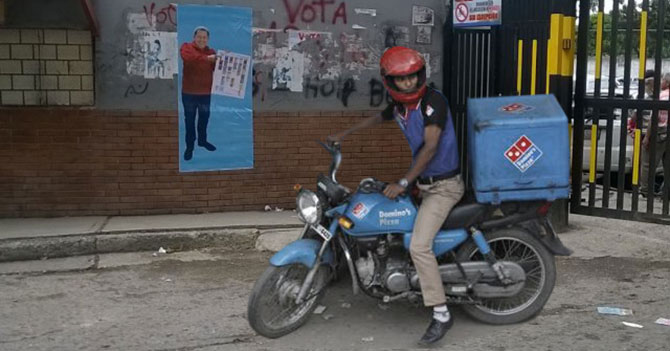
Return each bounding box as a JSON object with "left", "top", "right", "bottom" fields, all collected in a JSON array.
[
  {"left": 443, "top": 0, "right": 575, "bottom": 226},
  {"left": 572, "top": 0, "right": 670, "bottom": 223}
]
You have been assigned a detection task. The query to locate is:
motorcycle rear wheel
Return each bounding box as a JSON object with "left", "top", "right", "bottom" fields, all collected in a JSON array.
[
  {"left": 455, "top": 228, "right": 556, "bottom": 325},
  {"left": 247, "top": 263, "right": 328, "bottom": 338}
]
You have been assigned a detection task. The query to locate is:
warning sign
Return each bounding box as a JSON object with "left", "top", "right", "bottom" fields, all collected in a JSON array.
[
  {"left": 453, "top": 0, "right": 502, "bottom": 28},
  {"left": 504, "top": 135, "right": 543, "bottom": 172}
]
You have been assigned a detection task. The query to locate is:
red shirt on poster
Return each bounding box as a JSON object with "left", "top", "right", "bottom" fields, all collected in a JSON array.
[{"left": 180, "top": 42, "right": 216, "bottom": 95}]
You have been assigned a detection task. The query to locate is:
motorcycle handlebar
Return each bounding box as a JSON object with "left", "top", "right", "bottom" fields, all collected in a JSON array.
[{"left": 317, "top": 140, "right": 342, "bottom": 183}]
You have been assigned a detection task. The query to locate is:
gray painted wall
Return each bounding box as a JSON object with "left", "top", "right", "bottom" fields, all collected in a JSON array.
[{"left": 92, "top": 0, "right": 445, "bottom": 111}]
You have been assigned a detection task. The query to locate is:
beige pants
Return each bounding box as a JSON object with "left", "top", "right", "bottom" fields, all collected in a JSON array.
[{"left": 410, "top": 175, "right": 465, "bottom": 307}]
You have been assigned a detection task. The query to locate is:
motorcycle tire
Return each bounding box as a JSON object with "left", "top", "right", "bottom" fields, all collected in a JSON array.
[
  {"left": 247, "top": 263, "right": 328, "bottom": 338},
  {"left": 455, "top": 227, "right": 556, "bottom": 325}
]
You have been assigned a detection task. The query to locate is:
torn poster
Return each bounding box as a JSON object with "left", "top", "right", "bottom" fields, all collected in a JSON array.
[
  {"left": 288, "top": 30, "right": 331, "bottom": 49},
  {"left": 354, "top": 8, "right": 377, "bottom": 16},
  {"left": 416, "top": 26, "right": 432, "bottom": 44},
  {"left": 421, "top": 53, "right": 431, "bottom": 78},
  {"left": 412, "top": 6, "right": 435, "bottom": 26},
  {"left": 127, "top": 13, "right": 155, "bottom": 34},
  {"left": 142, "top": 31, "right": 178, "bottom": 79},
  {"left": 126, "top": 14, "right": 155, "bottom": 76},
  {"left": 272, "top": 48, "right": 304, "bottom": 92},
  {"left": 288, "top": 31, "right": 303, "bottom": 49},
  {"left": 211, "top": 51, "right": 251, "bottom": 99},
  {"left": 383, "top": 25, "right": 410, "bottom": 48}
]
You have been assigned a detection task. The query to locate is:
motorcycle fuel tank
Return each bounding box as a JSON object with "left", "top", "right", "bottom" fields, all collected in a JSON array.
[{"left": 343, "top": 191, "right": 417, "bottom": 235}]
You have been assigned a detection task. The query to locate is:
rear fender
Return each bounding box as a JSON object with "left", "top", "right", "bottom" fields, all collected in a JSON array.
[
  {"left": 518, "top": 218, "right": 573, "bottom": 256},
  {"left": 269, "top": 238, "right": 334, "bottom": 268}
]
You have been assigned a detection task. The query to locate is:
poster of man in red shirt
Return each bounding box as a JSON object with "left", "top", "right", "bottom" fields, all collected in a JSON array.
[
  {"left": 180, "top": 26, "right": 217, "bottom": 161},
  {"left": 177, "top": 5, "right": 253, "bottom": 172}
]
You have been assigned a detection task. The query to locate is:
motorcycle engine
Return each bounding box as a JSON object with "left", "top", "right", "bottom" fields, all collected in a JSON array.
[{"left": 354, "top": 235, "right": 413, "bottom": 294}]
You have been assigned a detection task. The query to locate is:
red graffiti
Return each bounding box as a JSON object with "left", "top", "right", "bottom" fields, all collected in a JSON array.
[
  {"left": 298, "top": 32, "right": 322, "bottom": 40},
  {"left": 282, "top": 0, "right": 347, "bottom": 27},
  {"left": 143, "top": 3, "right": 176, "bottom": 27}
]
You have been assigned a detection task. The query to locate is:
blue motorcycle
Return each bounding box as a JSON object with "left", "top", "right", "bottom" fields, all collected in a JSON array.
[{"left": 248, "top": 141, "right": 572, "bottom": 338}]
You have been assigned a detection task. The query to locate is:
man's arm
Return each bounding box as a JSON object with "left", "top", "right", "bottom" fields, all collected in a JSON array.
[
  {"left": 383, "top": 125, "right": 440, "bottom": 199},
  {"left": 328, "top": 115, "right": 383, "bottom": 142},
  {"left": 180, "top": 43, "right": 215, "bottom": 63}
]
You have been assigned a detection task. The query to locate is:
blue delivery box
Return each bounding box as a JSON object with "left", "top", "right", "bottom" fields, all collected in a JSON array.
[{"left": 467, "top": 95, "right": 570, "bottom": 204}]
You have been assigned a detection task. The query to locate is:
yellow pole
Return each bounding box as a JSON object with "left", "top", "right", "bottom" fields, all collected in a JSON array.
[
  {"left": 546, "top": 14, "right": 562, "bottom": 94},
  {"left": 562, "top": 16, "right": 576, "bottom": 78},
  {"left": 632, "top": 129, "right": 641, "bottom": 185},
  {"left": 546, "top": 39, "right": 551, "bottom": 94},
  {"left": 638, "top": 11, "right": 648, "bottom": 79},
  {"left": 595, "top": 12, "right": 604, "bottom": 80},
  {"left": 633, "top": 11, "right": 647, "bottom": 186},
  {"left": 589, "top": 125, "right": 598, "bottom": 183},
  {"left": 517, "top": 40, "right": 523, "bottom": 95},
  {"left": 531, "top": 40, "right": 538, "bottom": 95}
]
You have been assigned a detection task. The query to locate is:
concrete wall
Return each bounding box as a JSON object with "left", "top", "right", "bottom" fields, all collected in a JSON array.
[{"left": 94, "top": 0, "right": 445, "bottom": 111}]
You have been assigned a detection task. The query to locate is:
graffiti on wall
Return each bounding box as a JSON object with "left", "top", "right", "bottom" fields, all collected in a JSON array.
[
  {"left": 282, "top": 0, "right": 348, "bottom": 30},
  {"left": 117, "top": 1, "right": 441, "bottom": 107},
  {"left": 143, "top": 2, "right": 177, "bottom": 28}
]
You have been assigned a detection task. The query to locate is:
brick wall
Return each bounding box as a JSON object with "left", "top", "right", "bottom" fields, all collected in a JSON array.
[
  {"left": 0, "top": 109, "right": 411, "bottom": 217},
  {"left": 0, "top": 29, "right": 94, "bottom": 106}
]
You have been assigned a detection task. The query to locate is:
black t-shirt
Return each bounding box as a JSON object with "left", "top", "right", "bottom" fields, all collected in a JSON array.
[{"left": 381, "top": 88, "right": 449, "bottom": 130}]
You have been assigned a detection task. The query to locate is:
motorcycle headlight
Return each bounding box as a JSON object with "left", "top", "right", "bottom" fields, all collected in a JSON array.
[{"left": 296, "top": 190, "right": 321, "bottom": 225}]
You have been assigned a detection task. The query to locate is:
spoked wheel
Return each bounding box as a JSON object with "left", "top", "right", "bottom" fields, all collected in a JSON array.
[
  {"left": 247, "top": 264, "right": 329, "bottom": 338},
  {"left": 456, "top": 228, "right": 556, "bottom": 324}
]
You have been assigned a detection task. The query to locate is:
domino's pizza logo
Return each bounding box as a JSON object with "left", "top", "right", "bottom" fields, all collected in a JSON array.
[
  {"left": 504, "top": 135, "right": 543, "bottom": 172},
  {"left": 351, "top": 203, "right": 369, "bottom": 219},
  {"left": 499, "top": 103, "right": 535, "bottom": 113}
]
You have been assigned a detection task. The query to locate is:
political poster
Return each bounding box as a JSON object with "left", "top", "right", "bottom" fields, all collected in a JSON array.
[{"left": 177, "top": 5, "right": 253, "bottom": 172}]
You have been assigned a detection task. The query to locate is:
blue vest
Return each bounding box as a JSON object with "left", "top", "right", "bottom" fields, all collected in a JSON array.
[{"left": 393, "top": 94, "right": 459, "bottom": 178}]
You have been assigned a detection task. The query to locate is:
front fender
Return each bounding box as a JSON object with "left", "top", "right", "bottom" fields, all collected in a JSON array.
[{"left": 269, "top": 238, "right": 333, "bottom": 268}]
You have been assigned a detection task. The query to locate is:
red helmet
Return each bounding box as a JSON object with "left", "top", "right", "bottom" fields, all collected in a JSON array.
[{"left": 380, "top": 46, "right": 427, "bottom": 104}]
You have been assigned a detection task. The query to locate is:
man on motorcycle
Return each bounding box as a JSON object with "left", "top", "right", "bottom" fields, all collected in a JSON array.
[{"left": 328, "top": 46, "right": 464, "bottom": 345}]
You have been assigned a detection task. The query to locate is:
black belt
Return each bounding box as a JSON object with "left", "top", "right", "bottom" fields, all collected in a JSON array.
[{"left": 417, "top": 169, "right": 460, "bottom": 185}]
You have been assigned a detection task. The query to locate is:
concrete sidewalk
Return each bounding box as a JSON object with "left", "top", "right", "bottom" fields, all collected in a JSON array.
[
  {"left": 1, "top": 209, "right": 668, "bottom": 263},
  {"left": 0, "top": 211, "right": 304, "bottom": 262}
]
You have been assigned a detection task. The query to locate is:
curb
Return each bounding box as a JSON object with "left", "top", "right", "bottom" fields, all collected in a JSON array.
[{"left": 0, "top": 225, "right": 303, "bottom": 263}]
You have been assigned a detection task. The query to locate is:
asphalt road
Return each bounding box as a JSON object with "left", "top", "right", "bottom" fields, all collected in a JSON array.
[{"left": 1, "top": 232, "right": 669, "bottom": 351}]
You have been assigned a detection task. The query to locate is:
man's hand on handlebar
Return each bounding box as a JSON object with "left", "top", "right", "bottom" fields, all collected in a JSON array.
[
  {"left": 383, "top": 183, "right": 406, "bottom": 200},
  {"left": 326, "top": 134, "right": 343, "bottom": 145}
]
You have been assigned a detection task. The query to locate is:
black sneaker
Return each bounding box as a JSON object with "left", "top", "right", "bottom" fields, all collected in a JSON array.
[
  {"left": 198, "top": 141, "right": 216, "bottom": 151},
  {"left": 418, "top": 317, "right": 454, "bottom": 346},
  {"left": 184, "top": 148, "right": 193, "bottom": 161}
]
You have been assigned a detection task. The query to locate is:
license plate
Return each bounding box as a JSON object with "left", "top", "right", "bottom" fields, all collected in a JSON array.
[{"left": 311, "top": 224, "right": 332, "bottom": 241}]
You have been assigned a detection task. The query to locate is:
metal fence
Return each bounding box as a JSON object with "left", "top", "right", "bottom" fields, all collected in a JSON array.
[{"left": 572, "top": 0, "right": 670, "bottom": 223}]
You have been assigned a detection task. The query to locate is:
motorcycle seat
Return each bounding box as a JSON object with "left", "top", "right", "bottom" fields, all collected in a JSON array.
[{"left": 441, "top": 203, "right": 488, "bottom": 229}]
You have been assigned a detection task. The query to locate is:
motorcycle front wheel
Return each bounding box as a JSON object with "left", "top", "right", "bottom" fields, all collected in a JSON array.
[
  {"left": 456, "top": 227, "right": 556, "bottom": 325},
  {"left": 247, "top": 263, "right": 329, "bottom": 338}
]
